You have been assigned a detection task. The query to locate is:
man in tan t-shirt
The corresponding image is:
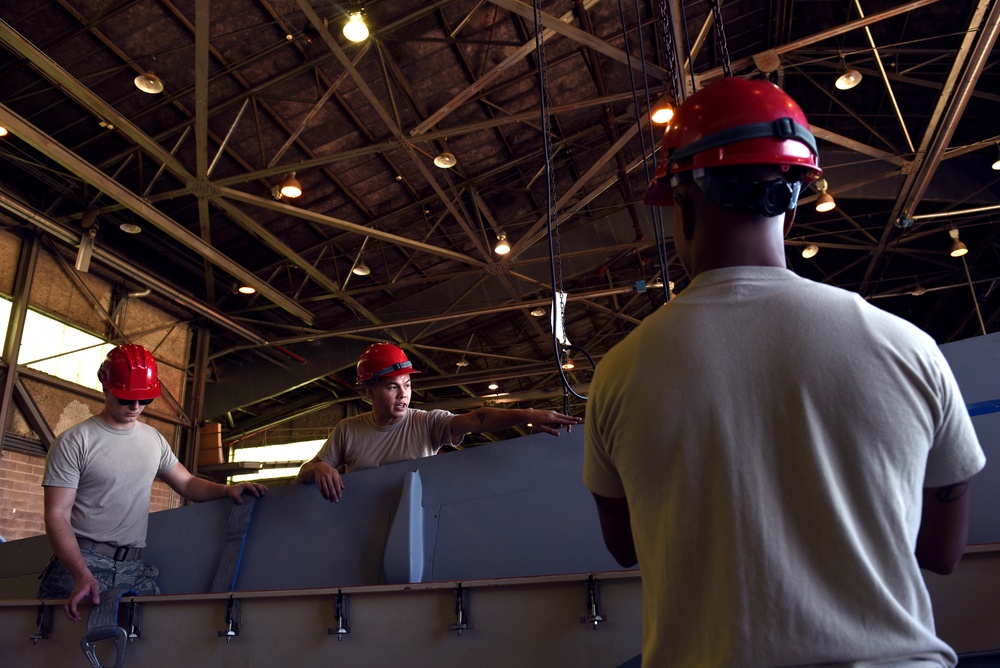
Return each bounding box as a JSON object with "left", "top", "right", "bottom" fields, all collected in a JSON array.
[
  {"left": 40, "top": 344, "right": 266, "bottom": 621},
  {"left": 297, "top": 342, "right": 581, "bottom": 501}
]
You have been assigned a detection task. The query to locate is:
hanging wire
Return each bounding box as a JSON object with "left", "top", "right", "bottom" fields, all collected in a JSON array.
[
  {"left": 532, "top": 0, "right": 588, "bottom": 402},
  {"left": 707, "top": 0, "right": 733, "bottom": 77},
  {"left": 630, "top": 0, "right": 676, "bottom": 300}
]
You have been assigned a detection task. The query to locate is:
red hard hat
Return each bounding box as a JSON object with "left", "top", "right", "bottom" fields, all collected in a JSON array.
[
  {"left": 98, "top": 344, "right": 161, "bottom": 401},
  {"left": 644, "top": 77, "right": 822, "bottom": 206},
  {"left": 356, "top": 343, "right": 421, "bottom": 385}
]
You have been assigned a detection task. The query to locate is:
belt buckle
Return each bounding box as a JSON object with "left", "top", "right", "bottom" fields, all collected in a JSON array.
[{"left": 113, "top": 546, "right": 129, "bottom": 561}]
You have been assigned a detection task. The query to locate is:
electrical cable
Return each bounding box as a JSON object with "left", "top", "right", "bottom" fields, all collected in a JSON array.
[{"left": 531, "top": 0, "right": 589, "bottom": 402}]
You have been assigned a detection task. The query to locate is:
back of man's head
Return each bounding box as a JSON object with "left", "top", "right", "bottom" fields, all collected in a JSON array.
[{"left": 644, "top": 77, "right": 822, "bottom": 217}]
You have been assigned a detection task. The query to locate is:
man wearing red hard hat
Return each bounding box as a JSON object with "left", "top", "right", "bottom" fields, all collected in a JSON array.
[
  {"left": 583, "top": 78, "right": 984, "bottom": 667},
  {"left": 39, "top": 344, "right": 267, "bottom": 622},
  {"left": 297, "top": 342, "right": 581, "bottom": 502}
]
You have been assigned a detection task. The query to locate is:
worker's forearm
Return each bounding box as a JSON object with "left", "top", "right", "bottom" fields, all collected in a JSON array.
[
  {"left": 177, "top": 476, "right": 231, "bottom": 502},
  {"left": 461, "top": 407, "right": 532, "bottom": 432},
  {"left": 296, "top": 461, "right": 321, "bottom": 484},
  {"left": 45, "top": 516, "right": 91, "bottom": 581}
]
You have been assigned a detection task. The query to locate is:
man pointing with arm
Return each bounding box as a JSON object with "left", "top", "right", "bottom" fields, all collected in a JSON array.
[{"left": 298, "top": 342, "right": 580, "bottom": 501}]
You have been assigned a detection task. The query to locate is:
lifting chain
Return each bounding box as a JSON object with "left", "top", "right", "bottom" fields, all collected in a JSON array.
[
  {"left": 707, "top": 0, "right": 733, "bottom": 77},
  {"left": 655, "top": 0, "right": 683, "bottom": 105}
]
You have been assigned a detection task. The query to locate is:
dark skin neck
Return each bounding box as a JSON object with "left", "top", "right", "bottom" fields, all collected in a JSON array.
[{"left": 673, "top": 174, "right": 796, "bottom": 280}]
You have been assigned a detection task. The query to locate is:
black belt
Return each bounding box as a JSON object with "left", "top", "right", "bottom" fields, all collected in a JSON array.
[{"left": 77, "top": 538, "right": 142, "bottom": 562}]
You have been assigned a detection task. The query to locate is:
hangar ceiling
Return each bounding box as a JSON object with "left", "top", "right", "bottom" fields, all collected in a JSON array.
[{"left": 0, "top": 0, "right": 998, "bottom": 445}]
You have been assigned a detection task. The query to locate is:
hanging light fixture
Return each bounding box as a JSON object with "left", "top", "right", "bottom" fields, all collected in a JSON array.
[
  {"left": 991, "top": 144, "right": 1000, "bottom": 171},
  {"left": 238, "top": 285, "right": 257, "bottom": 294},
  {"left": 119, "top": 222, "right": 142, "bottom": 234},
  {"left": 650, "top": 98, "right": 674, "bottom": 125},
  {"left": 279, "top": 172, "right": 302, "bottom": 198},
  {"left": 456, "top": 355, "right": 469, "bottom": 368},
  {"left": 494, "top": 231, "right": 511, "bottom": 255},
  {"left": 948, "top": 228, "right": 968, "bottom": 257},
  {"left": 352, "top": 258, "right": 371, "bottom": 276},
  {"left": 0, "top": 126, "right": 8, "bottom": 137},
  {"left": 343, "top": 9, "right": 369, "bottom": 42},
  {"left": 487, "top": 381, "right": 499, "bottom": 391},
  {"left": 433, "top": 151, "right": 457, "bottom": 168},
  {"left": 815, "top": 191, "right": 836, "bottom": 212},
  {"left": 560, "top": 351, "right": 575, "bottom": 370},
  {"left": 813, "top": 179, "right": 836, "bottom": 213},
  {"left": 530, "top": 306, "right": 546, "bottom": 317},
  {"left": 134, "top": 72, "right": 165, "bottom": 94},
  {"left": 801, "top": 244, "right": 819, "bottom": 259},
  {"left": 835, "top": 55, "right": 862, "bottom": 90}
]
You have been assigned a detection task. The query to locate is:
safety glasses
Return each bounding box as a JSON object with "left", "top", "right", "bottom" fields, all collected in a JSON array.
[{"left": 117, "top": 398, "right": 154, "bottom": 406}]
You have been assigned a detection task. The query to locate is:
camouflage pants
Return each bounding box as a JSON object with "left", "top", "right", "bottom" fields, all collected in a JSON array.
[{"left": 37, "top": 550, "right": 160, "bottom": 599}]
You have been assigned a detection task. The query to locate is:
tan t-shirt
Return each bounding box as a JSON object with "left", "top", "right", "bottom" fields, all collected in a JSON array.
[
  {"left": 316, "top": 409, "right": 459, "bottom": 472},
  {"left": 43, "top": 416, "right": 178, "bottom": 547}
]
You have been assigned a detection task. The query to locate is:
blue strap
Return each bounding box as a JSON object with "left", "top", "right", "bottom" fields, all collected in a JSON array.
[
  {"left": 210, "top": 497, "right": 258, "bottom": 593},
  {"left": 967, "top": 399, "right": 1000, "bottom": 417}
]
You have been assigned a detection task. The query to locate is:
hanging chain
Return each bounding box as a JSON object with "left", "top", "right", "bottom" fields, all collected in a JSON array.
[
  {"left": 656, "top": 0, "right": 682, "bottom": 105},
  {"left": 707, "top": 0, "right": 732, "bottom": 77}
]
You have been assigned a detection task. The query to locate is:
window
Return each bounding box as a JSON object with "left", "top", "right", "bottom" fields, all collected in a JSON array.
[
  {"left": 230, "top": 439, "right": 327, "bottom": 483},
  {"left": 0, "top": 298, "right": 114, "bottom": 391}
]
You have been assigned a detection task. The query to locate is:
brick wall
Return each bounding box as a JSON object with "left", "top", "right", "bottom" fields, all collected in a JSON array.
[
  {"left": 0, "top": 450, "right": 45, "bottom": 542},
  {"left": 0, "top": 450, "right": 181, "bottom": 543}
]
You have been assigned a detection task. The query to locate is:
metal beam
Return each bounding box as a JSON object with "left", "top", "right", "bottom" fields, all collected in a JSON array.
[
  {"left": 488, "top": 0, "right": 671, "bottom": 80},
  {"left": 860, "top": 0, "right": 999, "bottom": 291},
  {"left": 0, "top": 192, "right": 267, "bottom": 344},
  {"left": 694, "top": 0, "right": 942, "bottom": 84},
  {"left": 218, "top": 187, "right": 487, "bottom": 268},
  {"left": 0, "top": 105, "right": 314, "bottom": 325},
  {"left": 411, "top": 0, "right": 605, "bottom": 135},
  {"left": 0, "top": 231, "right": 39, "bottom": 454}
]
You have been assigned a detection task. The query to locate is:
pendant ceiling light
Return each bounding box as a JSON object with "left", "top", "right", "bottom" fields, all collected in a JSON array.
[
  {"left": 813, "top": 179, "right": 836, "bottom": 213},
  {"left": 343, "top": 11, "right": 369, "bottom": 42},
  {"left": 948, "top": 229, "right": 968, "bottom": 258},
  {"left": 560, "top": 352, "right": 575, "bottom": 370},
  {"left": 433, "top": 151, "right": 457, "bottom": 169},
  {"left": 834, "top": 55, "right": 862, "bottom": 91},
  {"left": 352, "top": 257, "right": 371, "bottom": 276},
  {"left": 134, "top": 72, "right": 164, "bottom": 94},
  {"left": 494, "top": 231, "right": 511, "bottom": 255},
  {"left": 279, "top": 172, "right": 302, "bottom": 198}
]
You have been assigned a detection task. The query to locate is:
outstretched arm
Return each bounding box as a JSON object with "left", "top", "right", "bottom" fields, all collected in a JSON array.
[
  {"left": 159, "top": 463, "right": 267, "bottom": 504},
  {"left": 296, "top": 456, "right": 345, "bottom": 502},
  {"left": 449, "top": 407, "right": 582, "bottom": 442},
  {"left": 916, "top": 480, "right": 972, "bottom": 575},
  {"left": 592, "top": 493, "right": 637, "bottom": 568}
]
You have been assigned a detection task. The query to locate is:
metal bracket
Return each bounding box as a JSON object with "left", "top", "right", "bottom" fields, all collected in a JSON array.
[
  {"left": 579, "top": 576, "right": 605, "bottom": 628},
  {"left": 125, "top": 600, "right": 142, "bottom": 643},
  {"left": 218, "top": 597, "right": 241, "bottom": 642},
  {"left": 29, "top": 603, "right": 53, "bottom": 644},
  {"left": 448, "top": 584, "right": 472, "bottom": 636},
  {"left": 327, "top": 591, "right": 350, "bottom": 640}
]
